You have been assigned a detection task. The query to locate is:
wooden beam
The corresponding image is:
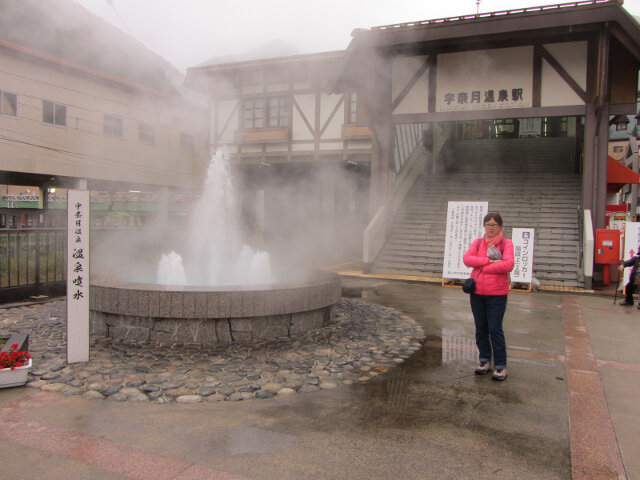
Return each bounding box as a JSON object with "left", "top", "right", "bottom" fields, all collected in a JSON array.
[
  {"left": 319, "top": 96, "right": 345, "bottom": 138},
  {"left": 214, "top": 101, "right": 238, "bottom": 148},
  {"left": 610, "top": 22, "right": 640, "bottom": 62},
  {"left": 540, "top": 46, "right": 587, "bottom": 103},
  {"left": 427, "top": 55, "right": 437, "bottom": 113},
  {"left": 392, "top": 105, "right": 586, "bottom": 123},
  {"left": 292, "top": 97, "right": 315, "bottom": 137},
  {"left": 594, "top": 24, "right": 611, "bottom": 230},
  {"left": 532, "top": 44, "right": 543, "bottom": 108},
  {"left": 391, "top": 56, "right": 431, "bottom": 112}
]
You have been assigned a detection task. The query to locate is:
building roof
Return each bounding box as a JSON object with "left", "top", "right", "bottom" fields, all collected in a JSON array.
[
  {"left": 347, "top": 1, "right": 640, "bottom": 57},
  {"left": 185, "top": 49, "right": 344, "bottom": 93},
  {"left": 197, "top": 39, "right": 300, "bottom": 68},
  {"left": 0, "top": 0, "right": 181, "bottom": 96},
  {"left": 332, "top": 0, "right": 640, "bottom": 93}
]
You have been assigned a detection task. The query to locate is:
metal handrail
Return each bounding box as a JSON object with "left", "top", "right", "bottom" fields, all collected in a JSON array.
[{"left": 372, "top": 0, "right": 619, "bottom": 30}]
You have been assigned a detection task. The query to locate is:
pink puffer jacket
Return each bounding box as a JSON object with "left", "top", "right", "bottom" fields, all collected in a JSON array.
[{"left": 463, "top": 235, "right": 515, "bottom": 296}]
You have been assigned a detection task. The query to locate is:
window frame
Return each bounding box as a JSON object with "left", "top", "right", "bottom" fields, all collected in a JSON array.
[
  {"left": 42, "top": 99, "right": 66, "bottom": 127},
  {"left": 1, "top": 90, "right": 17, "bottom": 117},
  {"left": 103, "top": 114, "right": 123, "bottom": 138},
  {"left": 138, "top": 122, "right": 155, "bottom": 144},
  {"left": 242, "top": 98, "right": 265, "bottom": 130},
  {"left": 347, "top": 92, "right": 357, "bottom": 124},
  {"left": 267, "top": 96, "right": 289, "bottom": 128},
  {"left": 241, "top": 96, "right": 289, "bottom": 130}
]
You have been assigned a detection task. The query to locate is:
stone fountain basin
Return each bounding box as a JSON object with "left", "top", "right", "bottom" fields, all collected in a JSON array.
[{"left": 89, "top": 270, "right": 341, "bottom": 346}]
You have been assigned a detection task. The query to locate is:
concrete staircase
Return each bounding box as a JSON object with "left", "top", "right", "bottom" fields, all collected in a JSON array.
[{"left": 373, "top": 171, "right": 583, "bottom": 287}]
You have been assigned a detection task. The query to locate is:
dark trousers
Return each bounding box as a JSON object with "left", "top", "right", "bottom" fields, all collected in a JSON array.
[
  {"left": 470, "top": 294, "right": 508, "bottom": 369},
  {"left": 625, "top": 279, "right": 636, "bottom": 303}
]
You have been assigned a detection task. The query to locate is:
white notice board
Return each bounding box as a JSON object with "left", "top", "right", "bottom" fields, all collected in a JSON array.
[
  {"left": 442, "top": 201, "right": 488, "bottom": 279},
  {"left": 511, "top": 228, "right": 535, "bottom": 283},
  {"left": 67, "top": 190, "right": 90, "bottom": 363},
  {"left": 621, "top": 222, "right": 640, "bottom": 289}
]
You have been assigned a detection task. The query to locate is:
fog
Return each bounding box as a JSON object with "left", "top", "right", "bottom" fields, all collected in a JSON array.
[
  {"left": 4, "top": 0, "right": 638, "bottom": 287},
  {"left": 91, "top": 149, "right": 367, "bottom": 285},
  {"left": 72, "top": 0, "right": 634, "bottom": 73}
]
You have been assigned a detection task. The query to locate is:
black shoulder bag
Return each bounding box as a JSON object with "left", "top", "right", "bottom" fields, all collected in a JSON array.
[
  {"left": 462, "top": 269, "right": 482, "bottom": 294},
  {"left": 463, "top": 238, "right": 483, "bottom": 294}
]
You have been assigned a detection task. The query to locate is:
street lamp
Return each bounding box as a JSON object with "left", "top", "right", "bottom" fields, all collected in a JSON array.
[{"left": 610, "top": 114, "right": 630, "bottom": 132}]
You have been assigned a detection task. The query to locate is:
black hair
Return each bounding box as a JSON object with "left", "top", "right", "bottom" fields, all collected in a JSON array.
[{"left": 483, "top": 212, "right": 503, "bottom": 227}]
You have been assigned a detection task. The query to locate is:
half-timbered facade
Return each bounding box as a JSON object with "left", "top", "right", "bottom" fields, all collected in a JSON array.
[
  {"left": 188, "top": 0, "right": 640, "bottom": 287},
  {"left": 186, "top": 52, "right": 373, "bottom": 263},
  {"left": 331, "top": 0, "right": 640, "bottom": 287}
]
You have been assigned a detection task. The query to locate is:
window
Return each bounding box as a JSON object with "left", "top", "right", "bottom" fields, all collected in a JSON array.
[
  {"left": 104, "top": 115, "right": 123, "bottom": 137},
  {"left": 543, "top": 117, "right": 567, "bottom": 138},
  {"left": 42, "top": 100, "right": 66, "bottom": 126},
  {"left": 242, "top": 96, "right": 289, "bottom": 129},
  {"left": 138, "top": 123, "right": 155, "bottom": 144},
  {"left": 347, "top": 93, "right": 357, "bottom": 124},
  {"left": 242, "top": 99, "right": 264, "bottom": 129},
  {"left": 267, "top": 96, "right": 288, "bottom": 127},
  {"left": 1, "top": 91, "right": 17, "bottom": 116},
  {"left": 180, "top": 133, "right": 194, "bottom": 152}
]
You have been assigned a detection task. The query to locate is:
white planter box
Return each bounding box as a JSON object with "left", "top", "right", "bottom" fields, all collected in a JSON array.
[{"left": 0, "top": 358, "right": 32, "bottom": 388}]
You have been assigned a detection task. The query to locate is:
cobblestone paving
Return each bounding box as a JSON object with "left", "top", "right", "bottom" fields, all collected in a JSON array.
[{"left": 0, "top": 298, "right": 425, "bottom": 404}]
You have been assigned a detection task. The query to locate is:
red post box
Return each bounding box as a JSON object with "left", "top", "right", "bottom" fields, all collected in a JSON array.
[{"left": 595, "top": 229, "right": 621, "bottom": 285}]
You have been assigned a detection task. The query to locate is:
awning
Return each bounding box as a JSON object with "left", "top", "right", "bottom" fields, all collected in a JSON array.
[{"left": 607, "top": 156, "right": 640, "bottom": 192}]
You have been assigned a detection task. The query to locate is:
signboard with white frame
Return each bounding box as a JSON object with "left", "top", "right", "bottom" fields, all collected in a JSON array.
[
  {"left": 442, "top": 201, "right": 488, "bottom": 280},
  {"left": 67, "top": 189, "right": 90, "bottom": 363},
  {"left": 511, "top": 228, "right": 535, "bottom": 285}
]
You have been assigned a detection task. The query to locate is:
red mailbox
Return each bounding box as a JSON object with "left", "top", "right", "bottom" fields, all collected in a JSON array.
[{"left": 595, "top": 229, "right": 621, "bottom": 286}]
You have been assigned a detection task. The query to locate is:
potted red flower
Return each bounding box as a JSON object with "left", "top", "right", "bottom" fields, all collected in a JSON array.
[{"left": 0, "top": 344, "right": 32, "bottom": 388}]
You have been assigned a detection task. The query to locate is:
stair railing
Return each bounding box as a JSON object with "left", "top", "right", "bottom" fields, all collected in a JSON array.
[{"left": 363, "top": 205, "right": 386, "bottom": 272}]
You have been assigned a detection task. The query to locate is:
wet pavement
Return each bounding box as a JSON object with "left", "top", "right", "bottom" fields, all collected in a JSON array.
[{"left": 0, "top": 277, "right": 638, "bottom": 480}]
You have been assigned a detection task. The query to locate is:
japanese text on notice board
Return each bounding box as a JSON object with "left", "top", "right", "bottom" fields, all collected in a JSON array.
[
  {"left": 442, "top": 201, "right": 488, "bottom": 279},
  {"left": 511, "top": 228, "right": 535, "bottom": 283}
]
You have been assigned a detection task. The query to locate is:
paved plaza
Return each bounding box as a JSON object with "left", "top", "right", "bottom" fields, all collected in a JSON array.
[{"left": 0, "top": 277, "right": 638, "bottom": 480}]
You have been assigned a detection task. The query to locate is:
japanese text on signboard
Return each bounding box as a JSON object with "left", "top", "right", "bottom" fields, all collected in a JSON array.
[
  {"left": 442, "top": 202, "right": 488, "bottom": 279},
  {"left": 440, "top": 88, "right": 527, "bottom": 111},
  {"left": 67, "top": 189, "right": 90, "bottom": 363},
  {"left": 70, "top": 202, "right": 87, "bottom": 301},
  {"left": 511, "top": 228, "right": 535, "bottom": 284}
]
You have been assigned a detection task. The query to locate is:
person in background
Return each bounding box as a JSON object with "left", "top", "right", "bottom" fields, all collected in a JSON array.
[
  {"left": 463, "top": 212, "right": 515, "bottom": 381},
  {"left": 618, "top": 246, "right": 640, "bottom": 307}
]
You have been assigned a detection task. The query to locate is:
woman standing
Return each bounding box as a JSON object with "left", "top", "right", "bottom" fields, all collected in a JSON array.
[{"left": 463, "top": 212, "right": 514, "bottom": 381}]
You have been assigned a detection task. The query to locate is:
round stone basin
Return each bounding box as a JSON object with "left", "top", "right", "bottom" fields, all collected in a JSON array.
[{"left": 89, "top": 270, "right": 341, "bottom": 346}]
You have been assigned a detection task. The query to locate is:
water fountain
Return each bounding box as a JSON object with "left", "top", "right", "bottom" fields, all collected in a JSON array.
[{"left": 90, "top": 149, "right": 341, "bottom": 346}]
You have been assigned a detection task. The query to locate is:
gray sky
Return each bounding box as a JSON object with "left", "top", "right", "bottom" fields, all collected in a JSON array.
[{"left": 75, "top": 0, "right": 640, "bottom": 72}]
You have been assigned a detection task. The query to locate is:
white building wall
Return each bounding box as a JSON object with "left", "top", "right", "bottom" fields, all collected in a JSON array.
[
  {"left": 0, "top": 49, "right": 207, "bottom": 188},
  {"left": 541, "top": 41, "right": 588, "bottom": 107},
  {"left": 292, "top": 94, "right": 316, "bottom": 141},
  {"left": 392, "top": 56, "right": 430, "bottom": 114},
  {"left": 216, "top": 100, "right": 238, "bottom": 145},
  {"left": 319, "top": 94, "right": 344, "bottom": 139}
]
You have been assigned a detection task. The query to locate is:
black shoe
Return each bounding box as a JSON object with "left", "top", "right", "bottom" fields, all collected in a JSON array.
[{"left": 619, "top": 300, "right": 634, "bottom": 306}]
